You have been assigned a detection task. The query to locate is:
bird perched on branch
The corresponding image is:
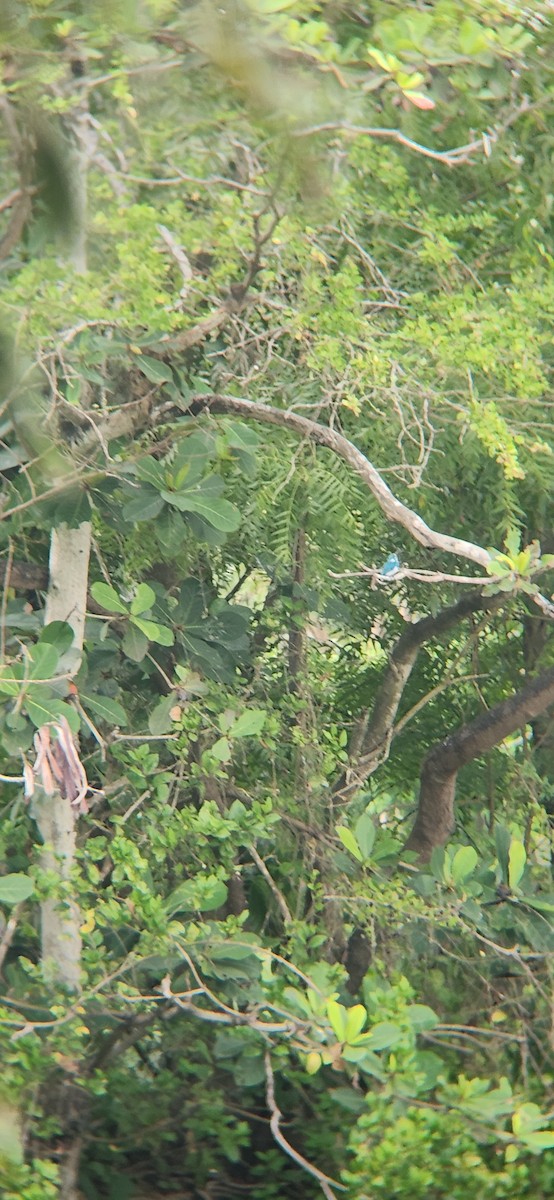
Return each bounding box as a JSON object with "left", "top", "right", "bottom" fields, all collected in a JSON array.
[{"left": 378, "top": 553, "right": 400, "bottom": 578}]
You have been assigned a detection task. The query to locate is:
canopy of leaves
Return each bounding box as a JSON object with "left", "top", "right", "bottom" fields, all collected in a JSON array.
[{"left": 1, "top": 2, "right": 554, "bottom": 1198}]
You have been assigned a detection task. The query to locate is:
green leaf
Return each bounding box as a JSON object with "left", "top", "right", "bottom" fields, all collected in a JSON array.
[
  {"left": 165, "top": 875, "right": 227, "bottom": 915},
  {"left": 137, "top": 355, "right": 174, "bottom": 383},
  {"left": 0, "top": 873, "right": 35, "bottom": 904},
  {"left": 344, "top": 1004, "right": 367, "bottom": 1043},
  {"left": 148, "top": 692, "right": 178, "bottom": 735},
  {"left": 0, "top": 663, "right": 24, "bottom": 696},
  {"left": 27, "top": 642, "right": 59, "bottom": 680},
  {"left": 504, "top": 526, "right": 521, "bottom": 559},
  {"left": 131, "top": 616, "right": 174, "bottom": 646},
  {"left": 518, "top": 1131, "right": 554, "bottom": 1152},
  {"left": 24, "top": 692, "right": 79, "bottom": 731},
  {"left": 208, "top": 736, "right": 232, "bottom": 763},
  {"left": 228, "top": 709, "right": 266, "bottom": 738},
  {"left": 405, "top": 1004, "right": 439, "bottom": 1031},
  {"left": 164, "top": 489, "right": 241, "bottom": 532},
  {"left": 495, "top": 824, "right": 512, "bottom": 882},
  {"left": 327, "top": 999, "right": 348, "bottom": 1041},
  {"left": 354, "top": 812, "right": 375, "bottom": 860},
  {"left": 224, "top": 421, "right": 260, "bottom": 452},
  {"left": 508, "top": 840, "right": 526, "bottom": 889},
  {"left": 91, "top": 582, "right": 128, "bottom": 614},
  {"left": 0, "top": 1099, "right": 23, "bottom": 1164},
  {"left": 336, "top": 825, "right": 363, "bottom": 862},
  {"left": 430, "top": 846, "right": 447, "bottom": 882},
  {"left": 39, "top": 621, "right": 74, "bottom": 654},
  {"left": 130, "top": 582, "right": 156, "bottom": 615},
  {"left": 451, "top": 845, "right": 478, "bottom": 884},
  {"left": 362, "top": 1022, "right": 404, "bottom": 1051},
  {"left": 122, "top": 624, "right": 149, "bottom": 662},
  {"left": 122, "top": 485, "right": 165, "bottom": 523},
  {"left": 80, "top": 692, "right": 127, "bottom": 727}
]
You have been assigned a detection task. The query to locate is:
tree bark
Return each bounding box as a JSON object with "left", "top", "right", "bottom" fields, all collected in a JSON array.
[
  {"left": 405, "top": 665, "right": 554, "bottom": 861},
  {"left": 32, "top": 522, "right": 91, "bottom": 991},
  {"left": 335, "top": 592, "right": 498, "bottom": 798}
]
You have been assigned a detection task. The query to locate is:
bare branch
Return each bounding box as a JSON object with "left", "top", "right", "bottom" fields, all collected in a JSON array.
[
  {"left": 264, "top": 1051, "right": 346, "bottom": 1198},
  {"left": 335, "top": 593, "right": 499, "bottom": 798},
  {"left": 189, "top": 393, "right": 491, "bottom": 568},
  {"left": 406, "top": 664, "right": 554, "bottom": 860},
  {"left": 248, "top": 844, "right": 293, "bottom": 925}
]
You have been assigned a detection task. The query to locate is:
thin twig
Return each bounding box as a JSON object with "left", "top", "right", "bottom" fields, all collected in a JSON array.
[
  {"left": 1, "top": 538, "right": 14, "bottom": 661},
  {"left": 0, "top": 904, "right": 21, "bottom": 972},
  {"left": 264, "top": 1051, "right": 346, "bottom": 1197},
  {"left": 248, "top": 843, "right": 292, "bottom": 925}
]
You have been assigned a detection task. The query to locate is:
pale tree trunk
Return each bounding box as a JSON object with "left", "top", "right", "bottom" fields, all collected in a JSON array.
[
  {"left": 30, "top": 93, "right": 94, "bottom": 1199},
  {"left": 32, "top": 523, "right": 91, "bottom": 992},
  {"left": 31, "top": 79, "right": 95, "bottom": 999}
]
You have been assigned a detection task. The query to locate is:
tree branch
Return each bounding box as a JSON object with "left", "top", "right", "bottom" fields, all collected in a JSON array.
[
  {"left": 188, "top": 394, "right": 491, "bottom": 568},
  {"left": 405, "top": 665, "right": 554, "bottom": 860},
  {"left": 335, "top": 593, "right": 500, "bottom": 798},
  {"left": 264, "top": 1051, "right": 346, "bottom": 1198}
]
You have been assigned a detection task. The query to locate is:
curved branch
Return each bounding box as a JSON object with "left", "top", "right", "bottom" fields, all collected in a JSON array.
[
  {"left": 189, "top": 393, "right": 491, "bottom": 568},
  {"left": 335, "top": 593, "right": 500, "bottom": 798},
  {"left": 405, "top": 665, "right": 554, "bottom": 861}
]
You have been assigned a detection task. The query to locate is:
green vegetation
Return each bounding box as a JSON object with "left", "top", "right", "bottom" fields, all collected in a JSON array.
[{"left": 1, "top": 2, "right": 554, "bottom": 1197}]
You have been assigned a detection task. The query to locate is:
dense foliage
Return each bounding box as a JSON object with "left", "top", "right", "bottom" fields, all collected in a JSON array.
[{"left": 1, "top": 2, "right": 554, "bottom": 1197}]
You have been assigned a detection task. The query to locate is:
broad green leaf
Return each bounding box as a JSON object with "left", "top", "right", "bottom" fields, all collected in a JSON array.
[
  {"left": 430, "top": 846, "right": 447, "bottom": 882},
  {"left": 208, "top": 736, "right": 232, "bottom": 763},
  {"left": 163, "top": 489, "right": 241, "bottom": 531},
  {"left": 508, "top": 840, "right": 526, "bottom": 889},
  {"left": 137, "top": 355, "right": 174, "bottom": 383},
  {"left": 354, "top": 812, "right": 375, "bottom": 860},
  {"left": 229, "top": 709, "right": 266, "bottom": 738},
  {"left": 165, "top": 875, "right": 227, "bottom": 914},
  {"left": 519, "top": 1131, "right": 554, "bottom": 1152},
  {"left": 362, "top": 1022, "right": 404, "bottom": 1051},
  {"left": 39, "top": 621, "right": 74, "bottom": 654},
  {"left": 495, "top": 824, "right": 512, "bottom": 882},
  {"left": 135, "top": 458, "right": 167, "bottom": 489},
  {"left": 130, "top": 583, "right": 156, "bottom": 615},
  {"left": 27, "top": 642, "right": 59, "bottom": 680},
  {"left": 336, "top": 825, "right": 363, "bottom": 862},
  {"left": 327, "top": 999, "right": 348, "bottom": 1042},
  {"left": 504, "top": 526, "right": 521, "bottom": 559},
  {"left": 122, "top": 624, "right": 149, "bottom": 662},
  {"left": 512, "top": 1103, "right": 544, "bottom": 1135},
  {"left": 405, "top": 1004, "right": 439, "bottom": 1031},
  {"left": 91, "top": 582, "right": 128, "bottom": 614},
  {"left": 0, "top": 873, "right": 35, "bottom": 904},
  {"left": 451, "top": 845, "right": 478, "bottom": 884},
  {"left": 80, "top": 692, "right": 128, "bottom": 727},
  {"left": 122, "top": 486, "right": 165, "bottom": 523},
  {"left": 224, "top": 421, "right": 260, "bottom": 451},
  {"left": 24, "top": 691, "right": 79, "bottom": 732},
  {"left": 305, "top": 1051, "right": 322, "bottom": 1075},
  {"left": 148, "top": 692, "right": 179, "bottom": 735},
  {"left": 344, "top": 1004, "right": 367, "bottom": 1043},
  {"left": 0, "top": 663, "right": 24, "bottom": 696},
  {"left": 0, "top": 1100, "right": 23, "bottom": 1164},
  {"left": 131, "top": 616, "right": 174, "bottom": 646}
]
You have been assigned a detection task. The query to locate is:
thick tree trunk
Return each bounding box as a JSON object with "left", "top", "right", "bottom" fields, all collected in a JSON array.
[{"left": 405, "top": 665, "right": 554, "bottom": 861}]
